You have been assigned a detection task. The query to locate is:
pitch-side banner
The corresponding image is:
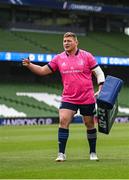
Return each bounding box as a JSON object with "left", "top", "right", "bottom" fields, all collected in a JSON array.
[
  {"left": 0, "top": 52, "right": 55, "bottom": 63},
  {"left": 0, "top": 51, "right": 129, "bottom": 66},
  {"left": 0, "top": 116, "right": 129, "bottom": 126},
  {"left": 0, "top": 117, "right": 59, "bottom": 126}
]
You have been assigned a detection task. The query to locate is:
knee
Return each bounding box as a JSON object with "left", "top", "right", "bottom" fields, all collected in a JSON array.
[
  {"left": 59, "top": 116, "right": 69, "bottom": 129},
  {"left": 85, "top": 121, "right": 95, "bottom": 129}
]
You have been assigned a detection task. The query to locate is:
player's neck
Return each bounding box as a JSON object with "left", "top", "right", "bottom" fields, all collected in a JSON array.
[{"left": 66, "top": 48, "right": 78, "bottom": 56}]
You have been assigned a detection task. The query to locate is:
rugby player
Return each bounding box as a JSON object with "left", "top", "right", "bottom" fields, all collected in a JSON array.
[{"left": 22, "top": 32, "right": 105, "bottom": 162}]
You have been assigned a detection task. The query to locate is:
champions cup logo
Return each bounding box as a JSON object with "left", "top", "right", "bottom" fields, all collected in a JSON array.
[{"left": 69, "top": 3, "right": 102, "bottom": 12}]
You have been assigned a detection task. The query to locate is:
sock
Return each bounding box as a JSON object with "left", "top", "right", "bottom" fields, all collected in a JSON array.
[
  {"left": 58, "top": 128, "right": 69, "bottom": 154},
  {"left": 87, "top": 128, "right": 97, "bottom": 153}
]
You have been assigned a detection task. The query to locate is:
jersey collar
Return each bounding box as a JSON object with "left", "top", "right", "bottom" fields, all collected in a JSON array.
[{"left": 65, "top": 49, "right": 79, "bottom": 56}]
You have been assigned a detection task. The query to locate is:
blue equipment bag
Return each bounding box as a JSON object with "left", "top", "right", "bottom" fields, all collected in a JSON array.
[
  {"left": 97, "top": 75, "right": 123, "bottom": 134},
  {"left": 97, "top": 75, "right": 123, "bottom": 109}
]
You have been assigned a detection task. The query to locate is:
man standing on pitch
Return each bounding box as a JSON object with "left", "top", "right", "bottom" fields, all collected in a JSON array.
[{"left": 22, "top": 32, "right": 105, "bottom": 162}]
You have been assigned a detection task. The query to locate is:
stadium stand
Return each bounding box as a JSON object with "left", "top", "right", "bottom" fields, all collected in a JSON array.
[
  {"left": 0, "top": 28, "right": 129, "bottom": 56},
  {"left": 0, "top": 83, "right": 60, "bottom": 117},
  {"left": 0, "top": 29, "right": 40, "bottom": 52},
  {"left": 0, "top": 81, "right": 128, "bottom": 118}
]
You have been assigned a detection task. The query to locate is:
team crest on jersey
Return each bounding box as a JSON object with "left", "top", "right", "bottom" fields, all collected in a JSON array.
[
  {"left": 78, "top": 60, "right": 84, "bottom": 65},
  {"left": 62, "top": 62, "right": 66, "bottom": 66}
]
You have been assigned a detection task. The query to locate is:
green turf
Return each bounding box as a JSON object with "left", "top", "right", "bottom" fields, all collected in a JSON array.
[{"left": 0, "top": 123, "right": 129, "bottom": 179}]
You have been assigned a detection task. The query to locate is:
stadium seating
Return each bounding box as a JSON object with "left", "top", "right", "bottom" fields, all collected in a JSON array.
[
  {"left": 0, "top": 28, "right": 129, "bottom": 56},
  {"left": 0, "top": 83, "right": 60, "bottom": 117},
  {"left": 0, "top": 81, "right": 128, "bottom": 118}
]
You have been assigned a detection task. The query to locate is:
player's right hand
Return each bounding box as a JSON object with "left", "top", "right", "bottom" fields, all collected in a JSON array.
[{"left": 22, "top": 58, "right": 30, "bottom": 66}]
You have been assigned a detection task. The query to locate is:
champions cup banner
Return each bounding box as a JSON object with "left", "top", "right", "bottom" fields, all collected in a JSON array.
[
  {"left": 64, "top": 2, "right": 129, "bottom": 16},
  {"left": 0, "top": 0, "right": 129, "bottom": 16},
  {"left": 0, "top": 51, "right": 129, "bottom": 66},
  {"left": 0, "top": 116, "right": 129, "bottom": 126},
  {"left": 0, "top": 117, "right": 59, "bottom": 126}
]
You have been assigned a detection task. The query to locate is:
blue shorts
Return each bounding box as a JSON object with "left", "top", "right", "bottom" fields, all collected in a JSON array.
[{"left": 59, "top": 102, "right": 96, "bottom": 116}]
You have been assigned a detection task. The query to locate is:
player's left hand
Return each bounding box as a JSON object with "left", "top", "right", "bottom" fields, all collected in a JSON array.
[
  {"left": 94, "top": 90, "right": 101, "bottom": 97},
  {"left": 22, "top": 58, "right": 30, "bottom": 66}
]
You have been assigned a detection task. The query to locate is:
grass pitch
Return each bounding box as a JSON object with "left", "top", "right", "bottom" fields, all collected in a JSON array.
[{"left": 0, "top": 123, "right": 129, "bottom": 179}]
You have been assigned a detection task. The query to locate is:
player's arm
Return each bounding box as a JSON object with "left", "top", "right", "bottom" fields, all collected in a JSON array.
[
  {"left": 22, "top": 58, "right": 53, "bottom": 76},
  {"left": 92, "top": 65, "right": 105, "bottom": 96}
]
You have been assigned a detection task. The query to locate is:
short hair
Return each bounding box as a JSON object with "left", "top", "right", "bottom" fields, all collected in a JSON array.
[{"left": 63, "top": 32, "right": 78, "bottom": 41}]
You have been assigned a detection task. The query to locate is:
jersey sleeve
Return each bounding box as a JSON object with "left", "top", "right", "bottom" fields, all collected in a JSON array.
[
  {"left": 48, "top": 55, "right": 59, "bottom": 72},
  {"left": 87, "top": 52, "right": 98, "bottom": 70}
]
